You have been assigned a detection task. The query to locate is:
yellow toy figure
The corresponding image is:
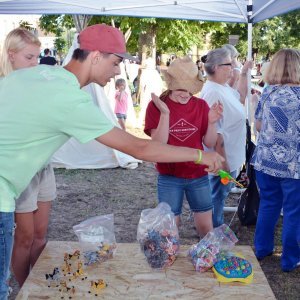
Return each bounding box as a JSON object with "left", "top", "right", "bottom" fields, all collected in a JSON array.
[
  {"left": 64, "top": 250, "right": 80, "bottom": 265},
  {"left": 58, "top": 280, "right": 76, "bottom": 299},
  {"left": 69, "top": 261, "right": 87, "bottom": 281},
  {"left": 61, "top": 261, "right": 72, "bottom": 276},
  {"left": 88, "top": 279, "right": 107, "bottom": 296}
]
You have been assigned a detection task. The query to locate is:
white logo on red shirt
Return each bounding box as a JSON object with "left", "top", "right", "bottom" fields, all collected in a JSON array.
[{"left": 169, "top": 118, "right": 198, "bottom": 142}]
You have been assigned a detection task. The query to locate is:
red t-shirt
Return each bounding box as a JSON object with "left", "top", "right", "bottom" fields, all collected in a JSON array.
[{"left": 144, "top": 95, "right": 209, "bottom": 178}]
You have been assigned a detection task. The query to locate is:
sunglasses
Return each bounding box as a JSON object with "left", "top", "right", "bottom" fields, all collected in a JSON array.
[{"left": 218, "top": 63, "right": 232, "bottom": 66}]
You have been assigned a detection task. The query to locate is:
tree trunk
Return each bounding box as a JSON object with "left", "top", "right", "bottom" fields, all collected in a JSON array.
[
  {"left": 138, "top": 24, "right": 157, "bottom": 67},
  {"left": 136, "top": 24, "right": 157, "bottom": 105}
]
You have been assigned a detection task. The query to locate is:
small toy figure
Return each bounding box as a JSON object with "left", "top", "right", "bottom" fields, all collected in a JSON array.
[
  {"left": 69, "top": 261, "right": 87, "bottom": 281},
  {"left": 45, "top": 267, "right": 60, "bottom": 287},
  {"left": 64, "top": 250, "right": 80, "bottom": 264},
  {"left": 83, "top": 243, "right": 116, "bottom": 266},
  {"left": 218, "top": 170, "right": 244, "bottom": 188},
  {"left": 88, "top": 279, "right": 107, "bottom": 296},
  {"left": 61, "top": 261, "right": 72, "bottom": 276},
  {"left": 59, "top": 280, "right": 76, "bottom": 299}
]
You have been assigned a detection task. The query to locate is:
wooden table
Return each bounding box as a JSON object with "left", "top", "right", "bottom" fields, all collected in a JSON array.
[{"left": 16, "top": 242, "right": 275, "bottom": 299}]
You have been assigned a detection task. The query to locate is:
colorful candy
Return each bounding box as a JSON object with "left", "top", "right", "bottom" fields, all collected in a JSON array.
[
  {"left": 188, "top": 224, "right": 238, "bottom": 272},
  {"left": 140, "top": 229, "right": 180, "bottom": 268}
]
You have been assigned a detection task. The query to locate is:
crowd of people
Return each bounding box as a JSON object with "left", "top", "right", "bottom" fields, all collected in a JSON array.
[{"left": 0, "top": 23, "right": 299, "bottom": 299}]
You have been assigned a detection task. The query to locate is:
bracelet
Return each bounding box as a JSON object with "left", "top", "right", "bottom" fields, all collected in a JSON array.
[
  {"left": 194, "top": 149, "right": 203, "bottom": 164},
  {"left": 233, "top": 67, "right": 241, "bottom": 72}
]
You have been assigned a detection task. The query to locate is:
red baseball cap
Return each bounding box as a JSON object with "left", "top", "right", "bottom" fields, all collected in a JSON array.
[{"left": 79, "top": 24, "right": 138, "bottom": 61}]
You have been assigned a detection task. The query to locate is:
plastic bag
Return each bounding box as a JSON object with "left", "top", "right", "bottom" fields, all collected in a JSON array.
[
  {"left": 73, "top": 214, "right": 117, "bottom": 266},
  {"left": 137, "top": 202, "right": 180, "bottom": 269},
  {"left": 188, "top": 224, "right": 238, "bottom": 272}
]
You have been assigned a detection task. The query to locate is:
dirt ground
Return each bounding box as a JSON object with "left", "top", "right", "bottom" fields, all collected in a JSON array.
[{"left": 10, "top": 127, "right": 299, "bottom": 299}]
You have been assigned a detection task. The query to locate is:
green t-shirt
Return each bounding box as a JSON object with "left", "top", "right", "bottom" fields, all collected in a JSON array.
[{"left": 0, "top": 65, "right": 114, "bottom": 212}]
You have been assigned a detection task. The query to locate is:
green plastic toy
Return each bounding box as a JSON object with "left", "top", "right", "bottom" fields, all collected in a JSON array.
[{"left": 218, "top": 170, "right": 244, "bottom": 188}]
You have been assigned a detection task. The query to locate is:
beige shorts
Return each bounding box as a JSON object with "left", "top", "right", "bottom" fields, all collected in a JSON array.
[{"left": 15, "top": 164, "right": 57, "bottom": 213}]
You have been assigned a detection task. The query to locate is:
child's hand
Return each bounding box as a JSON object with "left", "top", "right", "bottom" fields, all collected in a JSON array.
[
  {"left": 151, "top": 93, "right": 169, "bottom": 114},
  {"left": 208, "top": 101, "right": 223, "bottom": 124}
]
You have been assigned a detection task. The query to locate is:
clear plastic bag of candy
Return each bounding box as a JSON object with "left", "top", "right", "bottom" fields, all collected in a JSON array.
[
  {"left": 137, "top": 202, "right": 180, "bottom": 269},
  {"left": 73, "top": 214, "right": 117, "bottom": 266},
  {"left": 188, "top": 224, "right": 238, "bottom": 272}
]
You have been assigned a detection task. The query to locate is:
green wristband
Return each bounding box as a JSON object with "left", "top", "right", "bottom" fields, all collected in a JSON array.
[{"left": 194, "top": 149, "right": 202, "bottom": 164}]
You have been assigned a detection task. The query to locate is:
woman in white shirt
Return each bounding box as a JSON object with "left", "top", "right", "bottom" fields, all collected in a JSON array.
[{"left": 200, "top": 47, "right": 252, "bottom": 227}]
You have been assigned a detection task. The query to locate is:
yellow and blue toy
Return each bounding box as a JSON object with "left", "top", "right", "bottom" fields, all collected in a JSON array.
[{"left": 213, "top": 253, "right": 253, "bottom": 284}]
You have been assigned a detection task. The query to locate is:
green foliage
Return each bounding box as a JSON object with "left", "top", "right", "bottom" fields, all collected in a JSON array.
[
  {"left": 156, "top": 19, "right": 204, "bottom": 53},
  {"left": 19, "top": 20, "right": 35, "bottom": 31},
  {"left": 39, "top": 10, "right": 300, "bottom": 60},
  {"left": 39, "top": 15, "right": 74, "bottom": 57},
  {"left": 208, "top": 22, "right": 250, "bottom": 58},
  {"left": 209, "top": 10, "right": 300, "bottom": 60},
  {"left": 252, "top": 11, "right": 300, "bottom": 59},
  {"left": 54, "top": 37, "right": 66, "bottom": 53},
  {"left": 39, "top": 15, "right": 73, "bottom": 35}
]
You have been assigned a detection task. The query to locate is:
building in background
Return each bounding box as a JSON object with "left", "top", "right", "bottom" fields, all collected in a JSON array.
[{"left": 0, "top": 14, "right": 56, "bottom": 57}]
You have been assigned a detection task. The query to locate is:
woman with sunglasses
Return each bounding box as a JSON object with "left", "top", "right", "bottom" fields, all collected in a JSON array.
[
  {"left": 200, "top": 47, "right": 252, "bottom": 228},
  {"left": 144, "top": 56, "right": 223, "bottom": 237}
]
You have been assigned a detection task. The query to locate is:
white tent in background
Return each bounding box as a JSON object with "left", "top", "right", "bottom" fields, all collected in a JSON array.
[
  {"left": 0, "top": 1, "right": 298, "bottom": 24},
  {"left": 51, "top": 34, "right": 140, "bottom": 169}
]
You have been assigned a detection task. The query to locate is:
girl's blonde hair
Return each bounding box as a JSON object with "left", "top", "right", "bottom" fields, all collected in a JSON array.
[
  {"left": 265, "top": 48, "right": 300, "bottom": 85},
  {"left": 0, "top": 27, "right": 41, "bottom": 77}
]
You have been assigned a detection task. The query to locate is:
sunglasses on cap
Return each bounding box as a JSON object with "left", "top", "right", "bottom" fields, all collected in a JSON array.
[{"left": 218, "top": 63, "right": 232, "bottom": 66}]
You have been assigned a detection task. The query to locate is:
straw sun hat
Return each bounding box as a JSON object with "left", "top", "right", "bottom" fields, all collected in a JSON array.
[{"left": 163, "top": 56, "right": 204, "bottom": 95}]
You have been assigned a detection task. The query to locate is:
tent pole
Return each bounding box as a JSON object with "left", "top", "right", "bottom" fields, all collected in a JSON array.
[{"left": 247, "top": 0, "right": 253, "bottom": 127}]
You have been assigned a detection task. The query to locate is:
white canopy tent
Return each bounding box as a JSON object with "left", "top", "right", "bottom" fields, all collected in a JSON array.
[{"left": 0, "top": 0, "right": 299, "bottom": 24}]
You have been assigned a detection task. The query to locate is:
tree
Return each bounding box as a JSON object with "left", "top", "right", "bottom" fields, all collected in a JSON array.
[
  {"left": 39, "top": 15, "right": 209, "bottom": 64},
  {"left": 39, "top": 10, "right": 299, "bottom": 63},
  {"left": 39, "top": 15, "right": 75, "bottom": 54},
  {"left": 208, "top": 10, "right": 300, "bottom": 60},
  {"left": 19, "top": 20, "right": 35, "bottom": 31}
]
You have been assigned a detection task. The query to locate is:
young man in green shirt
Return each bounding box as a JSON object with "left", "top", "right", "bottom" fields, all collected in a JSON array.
[{"left": 0, "top": 24, "right": 224, "bottom": 297}]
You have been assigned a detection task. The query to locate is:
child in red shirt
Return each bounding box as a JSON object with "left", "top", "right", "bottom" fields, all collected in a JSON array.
[{"left": 144, "top": 56, "right": 223, "bottom": 236}]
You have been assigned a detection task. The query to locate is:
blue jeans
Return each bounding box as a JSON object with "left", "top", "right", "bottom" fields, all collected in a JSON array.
[
  {"left": 157, "top": 175, "right": 212, "bottom": 215},
  {"left": 255, "top": 171, "right": 300, "bottom": 272},
  {"left": 209, "top": 170, "right": 237, "bottom": 227},
  {"left": 0, "top": 212, "right": 14, "bottom": 300}
]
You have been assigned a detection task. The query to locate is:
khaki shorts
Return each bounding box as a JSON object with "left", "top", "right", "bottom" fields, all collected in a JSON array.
[{"left": 15, "top": 164, "right": 57, "bottom": 213}]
